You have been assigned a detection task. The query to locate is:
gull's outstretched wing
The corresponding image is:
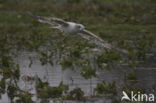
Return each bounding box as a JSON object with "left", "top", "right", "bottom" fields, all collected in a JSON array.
[
  {"left": 27, "top": 12, "right": 69, "bottom": 26},
  {"left": 79, "top": 29, "right": 112, "bottom": 50},
  {"left": 80, "top": 29, "right": 105, "bottom": 43},
  {"left": 79, "top": 29, "right": 129, "bottom": 56}
]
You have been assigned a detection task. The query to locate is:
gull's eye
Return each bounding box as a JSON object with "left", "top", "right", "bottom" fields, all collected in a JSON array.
[{"left": 77, "top": 24, "right": 84, "bottom": 30}]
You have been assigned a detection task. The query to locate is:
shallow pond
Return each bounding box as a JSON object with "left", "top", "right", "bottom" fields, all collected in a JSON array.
[{"left": 0, "top": 51, "right": 156, "bottom": 103}]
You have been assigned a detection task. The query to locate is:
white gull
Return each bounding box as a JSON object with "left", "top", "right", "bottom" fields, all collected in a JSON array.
[{"left": 27, "top": 12, "right": 129, "bottom": 55}]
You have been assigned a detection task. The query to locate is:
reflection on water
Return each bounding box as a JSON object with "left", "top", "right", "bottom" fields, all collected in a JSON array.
[{"left": 0, "top": 52, "right": 156, "bottom": 103}]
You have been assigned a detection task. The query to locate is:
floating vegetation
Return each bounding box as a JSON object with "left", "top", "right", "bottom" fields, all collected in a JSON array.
[
  {"left": 36, "top": 80, "right": 68, "bottom": 100},
  {"left": 39, "top": 50, "right": 53, "bottom": 66},
  {"left": 97, "top": 50, "right": 121, "bottom": 70},
  {"left": 0, "top": 0, "right": 155, "bottom": 102},
  {"left": 134, "top": 35, "right": 154, "bottom": 61},
  {"left": 7, "top": 83, "right": 20, "bottom": 102},
  {"left": 60, "top": 58, "right": 73, "bottom": 69},
  {"left": 95, "top": 81, "right": 117, "bottom": 96},
  {"left": 97, "top": 51, "right": 121, "bottom": 63},
  {"left": 127, "top": 70, "right": 137, "bottom": 80},
  {"left": 127, "top": 70, "right": 137, "bottom": 84},
  {"left": 66, "top": 88, "right": 85, "bottom": 101},
  {"left": 15, "top": 91, "right": 34, "bottom": 103},
  {"left": 81, "top": 65, "right": 96, "bottom": 79}
]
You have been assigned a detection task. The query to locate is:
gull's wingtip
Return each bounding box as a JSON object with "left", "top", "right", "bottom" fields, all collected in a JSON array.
[
  {"left": 25, "top": 11, "right": 33, "bottom": 17},
  {"left": 25, "top": 11, "right": 40, "bottom": 20}
]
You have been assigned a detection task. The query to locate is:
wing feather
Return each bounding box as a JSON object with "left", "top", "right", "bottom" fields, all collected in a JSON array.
[
  {"left": 80, "top": 29, "right": 129, "bottom": 55},
  {"left": 80, "top": 29, "right": 113, "bottom": 49},
  {"left": 80, "top": 29, "right": 104, "bottom": 42},
  {"left": 27, "top": 12, "right": 68, "bottom": 26}
]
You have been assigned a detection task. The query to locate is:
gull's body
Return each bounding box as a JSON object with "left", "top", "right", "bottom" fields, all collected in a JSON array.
[
  {"left": 27, "top": 12, "right": 129, "bottom": 55},
  {"left": 57, "top": 22, "right": 79, "bottom": 34}
]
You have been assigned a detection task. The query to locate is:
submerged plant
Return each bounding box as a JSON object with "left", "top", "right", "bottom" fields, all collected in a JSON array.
[
  {"left": 81, "top": 65, "right": 96, "bottom": 79},
  {"left": 66, "top": 88, "right": 85, "bottom": 100},
  {"left": 7, "top": 83, "right": 19, "bottom": 102},
  {"left": 16, "top": 91, "right": 34, "bottom": 103},
  {"left": 95, "top": 81, "right": 117, "bottom": 96},
  {"left": 60, "top": 58, "right": 73, "bottom": 69},
  {"left": 97, "top": 50, "right": 121, "bottom": 70},
  {"left": 36, "top": 79, "right": 68, "bottom": 100},
  {"left": 0, "top": 0, "right": 156, "bottom": 102},
  {"left": 127, "top": 70, "right": 137, "bottom": 84}
]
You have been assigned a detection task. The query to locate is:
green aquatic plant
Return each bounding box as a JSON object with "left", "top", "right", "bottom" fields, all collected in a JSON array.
[
  {"left": 39, "top": 50, "right": 53, "bottom": 66},
  {"left": 97, "top": 50, "right": 121, "bottom": 63},
  {"left": 38, "top": 86, "right": 63, "bottom": 99},
  {"left": 36, "top": 79, "right": 68, "bottom": 100},
  {"left": 70, "top": 48, "right": 81, "bottom": 58},
  {"left": 127, "top": 70, "right": 137, "bottom": 80},
  {"left": 66, "top": 88, "right": 85, "bottom": 100},
  {"left": 97, "top": 50, "right": 121, "bottom": 70},
  {"left": 7, "top": 83, "right": 19, "bottom": 102},
  {"left": 95, "top": 81, "right": 117, "bottom": 96},
  {"left": 127, "top": 70, "right": 137, "bottom": 84},
  {"left": 0, "top": 78, "right": 6, "bottom": 95},
  {"left": 134, "top": 35, "right": 154, "bottom": 61},
  {"left": 16, "top": 91, "right": 34, "bottom": 103},
  {"left": 59, "top": 81, "right": 69, "bottom": 94},
  {"left": 81, "top": 65, "right": 96, "bottom": 79},
  {"left": 0, "top": 0, "right": 156, "bottom": 102},
  {"left": 60, "top": 58, "right": 73, "bottom": 69}
]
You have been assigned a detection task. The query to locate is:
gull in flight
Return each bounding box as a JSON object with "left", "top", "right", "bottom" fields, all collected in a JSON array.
[{"left": 27, "top": 12, "right": 129, "bottom": 55}]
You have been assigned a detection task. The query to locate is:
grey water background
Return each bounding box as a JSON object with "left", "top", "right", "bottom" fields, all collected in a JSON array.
[{"left": 0, "top": 50, "right": 156, "bottom": 103}]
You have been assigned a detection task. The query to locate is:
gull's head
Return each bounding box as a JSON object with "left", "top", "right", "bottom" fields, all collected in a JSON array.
[{"left": 76, "top": 24, "right": 85, "bottom": 31}]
